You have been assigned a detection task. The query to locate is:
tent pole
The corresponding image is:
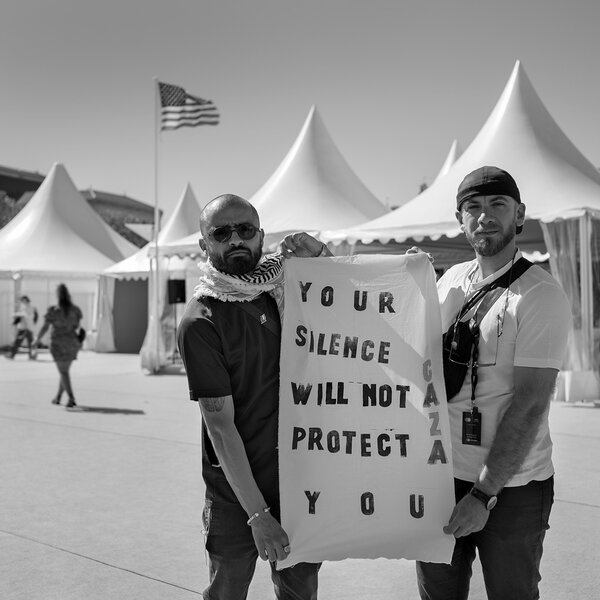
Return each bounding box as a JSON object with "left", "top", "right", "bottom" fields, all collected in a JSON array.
[
  {"left": 12, "top": 271, "right": 22, "bottom": 312},
  {"left": 579, "top": 212, "right": 593, "bottom": 371}
]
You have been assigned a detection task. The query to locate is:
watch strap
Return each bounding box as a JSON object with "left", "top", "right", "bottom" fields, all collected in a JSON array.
[{"left": 469, "top": 485, "right": 497, "bottom": 510}]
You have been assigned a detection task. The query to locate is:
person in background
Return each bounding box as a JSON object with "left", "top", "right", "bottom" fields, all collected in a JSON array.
[
  {"left": 34, "top": 283, "right": 83, "bottom": 408},
  {"left": 416, "top": 166, "right": 572, "bottom": 600},
  {"left": 177, "top": 194, "right": 322, "bottom": 600},
  {"left": 6, "top": 295, "right": 38, "bottom": 359}
]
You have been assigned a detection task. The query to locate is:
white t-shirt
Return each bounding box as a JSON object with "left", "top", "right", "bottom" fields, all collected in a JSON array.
[
  {"left": 437, "top": 251, "right": 572, "bottom": 486},
  {"left": 15, "top": 303, "right": 36, "bottom": 331}
]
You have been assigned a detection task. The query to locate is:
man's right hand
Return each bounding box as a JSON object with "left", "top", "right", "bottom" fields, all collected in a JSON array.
[
  {"left": 406, "top": 246, "right": 434, "bottom": 263},
  {"left": 250, "top": 512, "right": 291, "bottom": 562},
  {"left": 443, "top": 494, "right": 490, "bottom": 538}
]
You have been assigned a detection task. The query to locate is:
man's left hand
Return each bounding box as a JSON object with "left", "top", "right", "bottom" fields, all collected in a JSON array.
[
  {"left": 279, "top": 232, "right": 330, "bottom": 258},
  {"left": 443, "top": 494, "right": 490, "bottom": 538}
]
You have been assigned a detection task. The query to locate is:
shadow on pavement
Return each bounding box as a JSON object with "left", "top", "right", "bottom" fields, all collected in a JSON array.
[{"left": 69, "top": 406, "right": 146, "bottom": 415}]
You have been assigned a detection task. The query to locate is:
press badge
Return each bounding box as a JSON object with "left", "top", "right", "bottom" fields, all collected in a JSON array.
[{"left": 462, "top": 407, "right": 482, "bottom": 445}]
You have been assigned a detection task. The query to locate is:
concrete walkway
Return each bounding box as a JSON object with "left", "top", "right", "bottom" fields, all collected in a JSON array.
[{"left": 1, "top": 351, "right": 599, "bottom": 599}]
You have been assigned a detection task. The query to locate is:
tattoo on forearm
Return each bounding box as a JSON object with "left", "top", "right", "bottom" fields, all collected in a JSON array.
[{"left": 201, "top": 397, "right": 225, "bottom": 412}]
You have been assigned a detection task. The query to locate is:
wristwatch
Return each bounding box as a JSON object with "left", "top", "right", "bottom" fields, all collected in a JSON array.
[{"left": 469, "top": 485, "right": 498, "bottom": 510}]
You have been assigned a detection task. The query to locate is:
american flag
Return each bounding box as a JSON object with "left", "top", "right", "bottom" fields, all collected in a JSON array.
[{"left": 158, "top": 81, "right": 219, "bottom": 131}]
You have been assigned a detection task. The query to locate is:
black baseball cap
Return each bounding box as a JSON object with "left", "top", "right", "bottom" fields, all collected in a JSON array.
[{"left": 456, "top": 166, "right": 523, "bottom": 234}]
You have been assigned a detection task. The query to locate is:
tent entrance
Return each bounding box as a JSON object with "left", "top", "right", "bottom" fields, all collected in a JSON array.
[{"left": 113, "top": 279, "right": 148, "bottom": 353}]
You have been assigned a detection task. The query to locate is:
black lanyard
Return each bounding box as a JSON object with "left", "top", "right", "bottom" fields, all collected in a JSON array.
[{"left": 456, "top": 257, "right": 533, "bottom": 406}]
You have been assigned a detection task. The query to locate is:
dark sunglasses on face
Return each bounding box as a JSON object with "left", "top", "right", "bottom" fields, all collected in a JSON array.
[{"left": 209, "top": 223, "right": 259, "bottom": 243}]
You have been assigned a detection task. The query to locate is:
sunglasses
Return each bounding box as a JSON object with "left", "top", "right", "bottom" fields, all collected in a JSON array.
[{"left": 209, "top": 223, "right": 259, "bottom": 243}]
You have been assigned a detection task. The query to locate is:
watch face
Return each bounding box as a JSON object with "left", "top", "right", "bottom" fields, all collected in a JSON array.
[{"left": 487, "top": 496, "right": 498, "bottom": 510}]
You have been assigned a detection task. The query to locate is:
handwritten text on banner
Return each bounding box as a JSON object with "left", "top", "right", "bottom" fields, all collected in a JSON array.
[{"left": 277, "top": 253, "right": 455, "bottom": 569}]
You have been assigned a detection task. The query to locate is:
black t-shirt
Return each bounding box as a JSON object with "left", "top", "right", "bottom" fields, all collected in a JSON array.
[{"left": 177, "top": 293, "right": 281, "bottom": 510}]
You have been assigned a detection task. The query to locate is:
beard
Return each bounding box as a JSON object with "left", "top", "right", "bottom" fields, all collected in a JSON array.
[
  {"left": 467, "top": 226, "right": 516, "bottom": 257},
  {"left": 211, "top": 246, "right": 262, "bottom": 275}
]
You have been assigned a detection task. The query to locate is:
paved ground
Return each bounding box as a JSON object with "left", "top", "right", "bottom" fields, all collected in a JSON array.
[{"left": 1, "top": 350, "right": 599, "bottom": 599}]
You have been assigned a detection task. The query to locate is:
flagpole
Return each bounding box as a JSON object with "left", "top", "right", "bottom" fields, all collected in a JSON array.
[
  {"left": 153, "top": 76, "right": 161, "bottom": 373},
  {"left": 146, "top": 80, "right": 219, "bottom": 373}
]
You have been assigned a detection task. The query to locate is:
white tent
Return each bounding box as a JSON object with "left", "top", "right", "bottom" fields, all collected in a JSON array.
[
  {"left": 143, "top": 106, "right": 388, "bottom": 371},
  {"left": 104, "top": 183, "right": 201, "bottom": 280},
  {"left": 159, "top": 105, "right": 388, "bottom": 260},
  {"left": 321, "top": 60, "right": 600, "bottom": 401},
  {"left": 323, "top": 61, "right": 600, "bottom": 243},
  {"left": 93, "top": 183, "right": 203, "bottom": 355},
  {"left": 432, "top": 139, "right": 462, "bottom": 183},
  {"left": 0, "top": 163, "right": 137, "bottom": 346},
  {"left": 251, "top": 105, "right": 387, "bottom": 239}
]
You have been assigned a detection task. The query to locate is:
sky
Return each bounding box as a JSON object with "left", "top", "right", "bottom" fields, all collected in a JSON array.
[{"left": 2, "top": 0, "right": 600, "bottom": 222}]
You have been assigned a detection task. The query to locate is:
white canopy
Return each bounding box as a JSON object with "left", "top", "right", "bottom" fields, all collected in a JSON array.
[
  {"left": 0, "top": 162, "right": 138, "bottom": 345},
  {"left": 103, "top": 183, "right": 202, "bottom": 279},
  {"left": 159, "top": 106, "right": 388, "bottom": 258},
  {"left": 251, "top": 105, "right": 387, "bottom": 234},
  {"left": 319, "top": 60, "right": 600, "bottom": 402},
  {"left": 432, "top": 139, "right": 462, "bottom": 183},
  {"left": 0, "top": 162, "right": 137, "bottom": 274},
  {"left": 322, "top": 60, "right": 600, "bottom": 245},
  {"left": 93, "top": 183, "right": 203, "bottom": 355}
]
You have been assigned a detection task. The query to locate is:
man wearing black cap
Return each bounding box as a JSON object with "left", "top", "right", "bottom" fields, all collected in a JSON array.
[{"left": 416, "top": 167, "right": 572, "bottom": 600}]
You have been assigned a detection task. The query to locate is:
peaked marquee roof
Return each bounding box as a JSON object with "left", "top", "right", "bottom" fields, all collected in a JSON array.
[
  {"left": 104, "top": 183, "right": 202, "bottom": 279},
  {"left": 0, "top": 163, "right": 137, "bottom": 274},
  {"left": 323, "top": 60, "right": 600, "bottom": 245},
  {"left": 251, "top": 105, "right": 387, "bottom": 233},
  {"left": 159, "top": 106, "right": 389, "bottom": 257},
  {"left": 432, "top": 139, "right": 462, "bottom": 183}
]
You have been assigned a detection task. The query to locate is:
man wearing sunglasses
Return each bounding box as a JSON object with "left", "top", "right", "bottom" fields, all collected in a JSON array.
[
  {"left": 177, "top": 194, "right": 321, "bottom": 600},
  {"left": 416, "top": 167, "right": 572, "bottom": 600}
]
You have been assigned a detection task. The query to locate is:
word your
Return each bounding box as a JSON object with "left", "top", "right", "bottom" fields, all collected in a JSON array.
[{"left": 299, "top": 282, "right": 396, "bottom": 313}]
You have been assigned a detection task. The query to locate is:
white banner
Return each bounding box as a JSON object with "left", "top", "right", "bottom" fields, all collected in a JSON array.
[{"left": 277, "top": 253, "right": 455, "bottom": 569}]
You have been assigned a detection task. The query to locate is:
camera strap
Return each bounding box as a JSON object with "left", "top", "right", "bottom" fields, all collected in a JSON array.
[
  {"left": 443, "top": 257, "right": 533, "bottom": 404},
  {"left": 456, "top": 257, "right": 534, "bottom": 445},
  {"left": 464, "top": 257, "right": 533, "bottom": 404},
  {"left": 455, "top": 257, "right": 533, "bottom": 323}
]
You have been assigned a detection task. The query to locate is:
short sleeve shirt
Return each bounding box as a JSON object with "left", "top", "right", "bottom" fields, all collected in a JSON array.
[
  {"left": 437, "top": 252, "right": 572, "bottom": 485},
  {"left": 177, "top": 293, "right": 282, "bottom": 507}
]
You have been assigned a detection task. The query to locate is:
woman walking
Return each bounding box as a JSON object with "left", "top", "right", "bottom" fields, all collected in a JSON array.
[{"left": 34, "top": 283, "right": 83, "bottom": 408}]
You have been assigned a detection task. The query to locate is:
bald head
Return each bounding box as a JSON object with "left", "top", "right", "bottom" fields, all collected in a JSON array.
[
  {"left": 200, "top": 194, "right": 260, "bottom": 237},
  {"left": 198, "top": 194, "right": 264, "bottom": 275}
]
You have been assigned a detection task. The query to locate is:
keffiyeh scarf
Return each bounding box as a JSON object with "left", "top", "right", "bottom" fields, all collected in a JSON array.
[{"left": 193, "top": 252, "right": 285, "bottom": 315}]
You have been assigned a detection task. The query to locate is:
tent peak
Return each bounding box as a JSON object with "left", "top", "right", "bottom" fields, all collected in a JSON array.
[
  {"left": 249, "top": 102, "right": 385, "bottom": 232},
  {"left": 325, "top": 60, "right": 600, "bottom": 243},
  {"left": 434, "top": 139, "right": 462, "bottom": 182},
  {"left": 157, "top": 182, "right": 201, "bottom": 244},
  {"left": 0, "top": 162, "right": 132, "bottom": 272}
]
